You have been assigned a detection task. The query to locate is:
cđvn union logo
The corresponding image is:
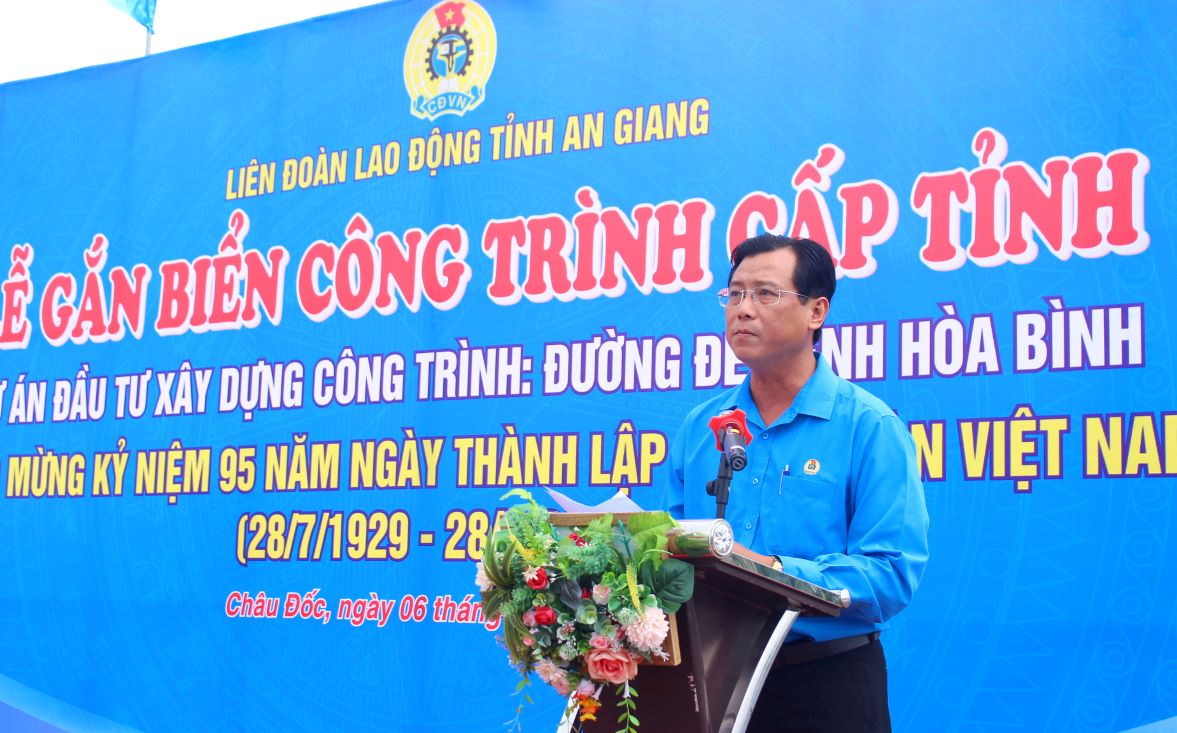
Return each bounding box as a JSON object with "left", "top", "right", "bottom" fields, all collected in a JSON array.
[{"left": 403, "top": 1, "right": 497, "bottom": 121}]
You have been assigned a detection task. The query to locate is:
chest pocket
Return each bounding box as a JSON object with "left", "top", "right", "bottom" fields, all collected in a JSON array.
[{"left": 763, "top": 474, "right": 844, "bottom": 559}]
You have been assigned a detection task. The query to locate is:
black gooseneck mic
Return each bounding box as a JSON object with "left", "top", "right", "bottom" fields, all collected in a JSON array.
[{"left": 706, "top": 408, "right": 754, "bottom": 518}]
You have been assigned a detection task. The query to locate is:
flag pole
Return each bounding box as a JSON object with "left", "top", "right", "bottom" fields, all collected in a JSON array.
[{"left": 146, "top": 30, "right": 152, "bottom": 56}]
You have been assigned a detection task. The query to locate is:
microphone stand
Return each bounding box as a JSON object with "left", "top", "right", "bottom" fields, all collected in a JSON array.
[{"left": 706, "top": 452, "right": 732, "bottom": 520}]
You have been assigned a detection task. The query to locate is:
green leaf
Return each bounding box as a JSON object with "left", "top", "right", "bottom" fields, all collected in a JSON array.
[
  {"left": 652, "top": 558, "right": 694, "bottom": 605},
  {"left": 624, "top": 511, "right": 675, "bottom": 569},
  {"left": 502, "top": 612, "right": 530, "bottom": 663},
  {"left": 481, "top": 588, "right": 509, "bottom": 619},
  {"left": 638, "top": 562, "right": 658, "bottom": 602},
  {"left": 500, "top": 487, "right": 534, "bottom": 503},
  {"left": 585, "top": 513, "right": 614, "bottom": 537},
  {"left": 553, "top": 578, "right": 582, "bottom": 610},
  {"left": 482, "top": 538, "right": 516, "bottom": 589},
  {"left": 575, "top": 602, "right": 598, "bottom": 625}
]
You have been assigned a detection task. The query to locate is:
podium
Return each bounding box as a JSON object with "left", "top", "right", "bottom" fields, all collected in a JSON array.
[{"left": 552, "top": 515, "right": 846, "bottom": 733}]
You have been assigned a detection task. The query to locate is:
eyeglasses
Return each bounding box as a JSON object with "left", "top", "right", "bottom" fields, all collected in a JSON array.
[{"left": 717, "top": 288, "right": 811, "bottom": 308}]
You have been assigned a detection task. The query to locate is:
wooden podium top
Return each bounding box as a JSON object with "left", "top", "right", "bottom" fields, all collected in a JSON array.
[{"left": 694, "top": 553, "right": 845, "bottom": 618}]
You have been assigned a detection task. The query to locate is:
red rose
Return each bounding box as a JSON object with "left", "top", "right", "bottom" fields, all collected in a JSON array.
[
  {"left": 526, "top": 567, "right": 549, "bottom": 590},
  {"left": 534, "top": 606, "right": 557, "bottom": 625},
  {"left": 584, "top": 648, "right": 640, "bottom": 685}
]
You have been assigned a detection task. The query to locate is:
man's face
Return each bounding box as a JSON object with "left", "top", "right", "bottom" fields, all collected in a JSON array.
[{"left": 725, "top": 248, "right": 827, "bottom": 371}]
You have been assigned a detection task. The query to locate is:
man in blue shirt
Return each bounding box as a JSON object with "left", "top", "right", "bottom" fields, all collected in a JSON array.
[{"left": 663, "top": 234, "right": 929, "bottom": 732}]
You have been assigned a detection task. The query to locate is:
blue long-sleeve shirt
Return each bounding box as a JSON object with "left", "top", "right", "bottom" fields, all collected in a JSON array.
[{"left": 662, "top": 354, "right": 930, "bottom": 642}]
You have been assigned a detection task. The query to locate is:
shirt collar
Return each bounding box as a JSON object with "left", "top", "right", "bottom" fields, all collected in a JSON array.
[
  {"left": 798, "top": 353, "right": 837, "bottom": 420},
  {"left": 734, "top": 353, "right": 837, "bottom": 427}
]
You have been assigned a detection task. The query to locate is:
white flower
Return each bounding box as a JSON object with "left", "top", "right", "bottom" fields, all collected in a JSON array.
[
  {"left": 522, "top": 566, "right": 542, "bottom": 583},
  {"left": 622, "top": 606, "right": 669, "bottom": 652},
  {"left": 475, "top": 560, "right": 495, "bottom": 592},
  {"left": 614, "top": 606, "right": 639, "bottom": 626}
]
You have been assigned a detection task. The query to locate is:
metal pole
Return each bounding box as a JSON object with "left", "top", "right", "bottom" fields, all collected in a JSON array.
[{"left": 731, "top": 609, "right": 800, "bottom": 733}]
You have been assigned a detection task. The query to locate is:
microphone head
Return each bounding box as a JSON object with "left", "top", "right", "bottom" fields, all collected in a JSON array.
[{"left": 708, "top": 408, "right": 754, "bottom": 452}]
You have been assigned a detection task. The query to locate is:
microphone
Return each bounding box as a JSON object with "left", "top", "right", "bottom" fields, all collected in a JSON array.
[{"left": 708, "top": 408, "right": 753, "bottom": 471}]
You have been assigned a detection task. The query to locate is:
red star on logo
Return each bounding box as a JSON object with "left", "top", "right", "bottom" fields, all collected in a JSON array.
[{"left": 433, "top": 2, "right": 466, "bottom": 28}]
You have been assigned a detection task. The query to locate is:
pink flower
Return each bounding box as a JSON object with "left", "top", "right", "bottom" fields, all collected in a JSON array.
[
  {"left": 591, "top": 584, "right": 610, "bottom": 605},
  {"left": 521, "top": 609, "right": 536, "bottom": 627},
  {"left": 584, "top": 648, "right": 640, "bottom": 685},
  {"left": 535, "top": 659, "right": 563, "bottom": 684},
  {"left": 536, "top": 659, "right": 571, "bottom": 695},
  {"left": 622, "top": 606, "right": 670, "bottom": 652},
  {"left": 522, "top": 635, "right": 535, "bottom": 647},
  {"left": 589, "top": 634, "right": 611, "bottom": 650},
  {"left": 575, "top": 679, "right": 596, "bottom": 697},
  {"left": 526, "top": 567, "right": 549, "bottom": 590},
  {"left": 552, "top": 676, "right": 571, "bottom": 696}
]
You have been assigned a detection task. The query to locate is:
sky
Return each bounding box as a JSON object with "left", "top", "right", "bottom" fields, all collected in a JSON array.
[{"left": 0, "top": 0, "right": 387, "bottom": 85}]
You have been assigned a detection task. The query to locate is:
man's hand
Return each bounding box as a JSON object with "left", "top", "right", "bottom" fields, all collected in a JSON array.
[{"left": 731, "top": 542, "right": 779, "bottom": 568}]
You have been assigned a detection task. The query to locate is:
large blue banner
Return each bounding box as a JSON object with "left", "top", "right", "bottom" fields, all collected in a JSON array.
[{"left": 1, "top": 1, "right": 1175, "bottom": 730}]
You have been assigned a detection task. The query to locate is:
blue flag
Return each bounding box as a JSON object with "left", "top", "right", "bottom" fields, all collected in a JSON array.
[{"left": 105, "top": 0, "right": 155, "bottom": 33}]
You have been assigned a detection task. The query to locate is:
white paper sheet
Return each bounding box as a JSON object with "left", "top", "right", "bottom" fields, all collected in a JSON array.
[{"left": 546, "top": 488, "right": 643, "bottom": 513}]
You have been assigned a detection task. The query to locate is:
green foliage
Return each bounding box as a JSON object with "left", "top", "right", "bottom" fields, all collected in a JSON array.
[
  {"left": 505, "top": 676, "right": 532, "bottom": 733},
  {"left": 482, "top": 535, "right": 516, "bottom": 589},
  {"left": 644, "top": 558, "right": 694, "bottom": 614},
  {"left": 553, "top": 578, "right": 582, "bottom": 610},
  {"left": 502, "top": 611, "right": 532, "bottom": 667},
  {"left": 622, "top": 511, "right": 675, "bottom": 571},
  {"left": 556, "top": 533, "right": 618, "bottom": 579},
  {"left": 616, "top": 687, "right": 640, "bottom": 732},
  {"left": 585, "top": 513, "right": 615, "bottom": 539},
  {"left": 481, "top": 587, "right": 509, "bottom": 619},
  {"left": 478, "top": 493, "right": 692, "bottom": 733}
]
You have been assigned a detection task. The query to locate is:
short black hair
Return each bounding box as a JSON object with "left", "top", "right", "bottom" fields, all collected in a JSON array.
[{"left": 728, "top": 234, "right": 835, "bottom": 344}]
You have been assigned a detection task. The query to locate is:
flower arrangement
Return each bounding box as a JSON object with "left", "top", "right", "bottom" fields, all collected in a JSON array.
[{"left": 476, "top": 490, "right": 695, "bottom": 732}]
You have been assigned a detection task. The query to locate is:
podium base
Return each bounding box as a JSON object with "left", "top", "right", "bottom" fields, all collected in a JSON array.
[{"left": 577, "top": 599, "right": 799, "bottom": 733}]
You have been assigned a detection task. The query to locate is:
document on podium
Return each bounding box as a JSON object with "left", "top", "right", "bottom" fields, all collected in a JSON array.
[{"left": 546, "top": 488, "right": 643, "bottom": 514}]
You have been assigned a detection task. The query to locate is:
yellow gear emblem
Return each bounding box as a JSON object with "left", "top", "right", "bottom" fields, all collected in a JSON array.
[{"left": 403, "top": 1, "right": 497, "bottom": 121}]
